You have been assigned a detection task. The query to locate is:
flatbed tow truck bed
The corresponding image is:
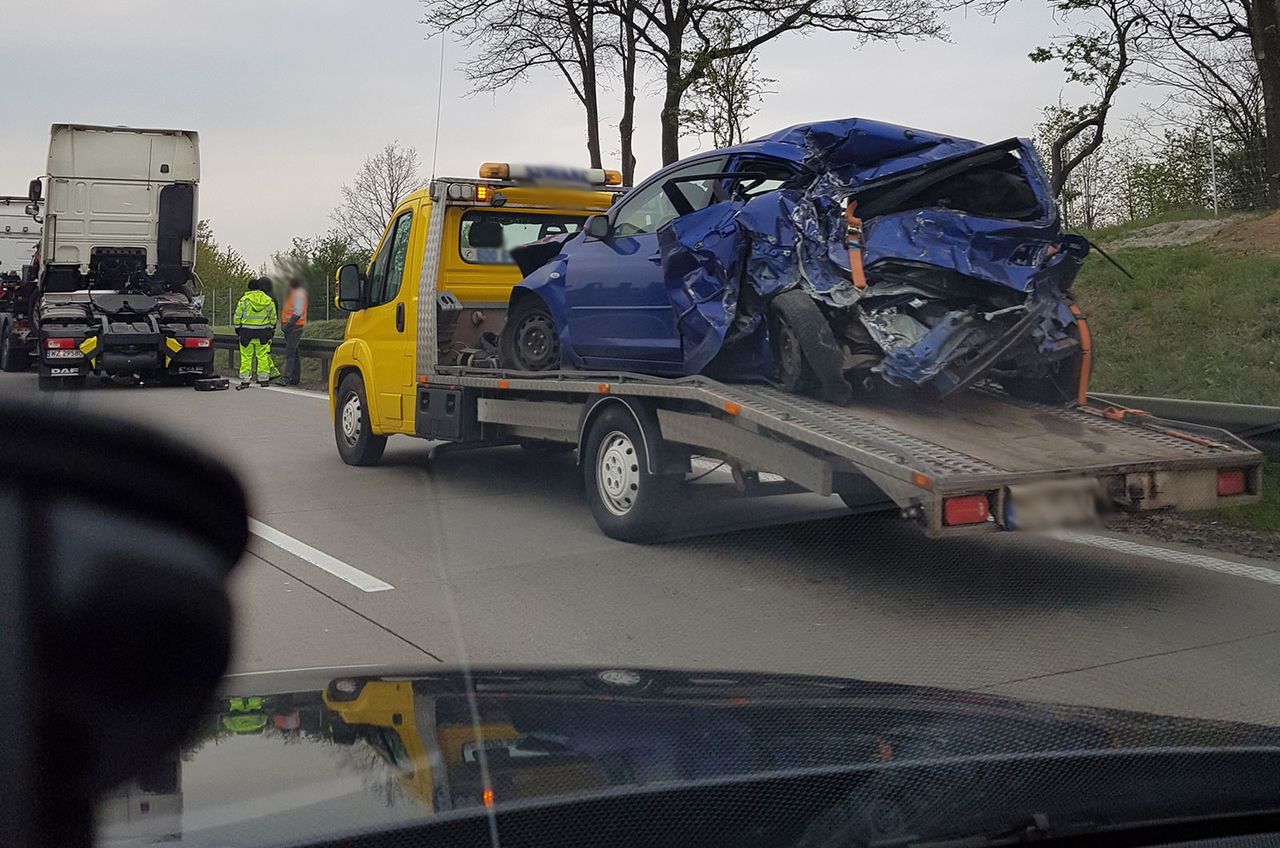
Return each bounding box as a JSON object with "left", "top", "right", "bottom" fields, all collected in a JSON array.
[{"left": 425, "top": 366, "right": 1263, "bottom": 537}]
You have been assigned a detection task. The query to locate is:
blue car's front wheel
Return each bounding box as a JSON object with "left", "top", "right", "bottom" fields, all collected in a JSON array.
[{"left": 499, "top": 296, "right": 561, "bottom": 372}]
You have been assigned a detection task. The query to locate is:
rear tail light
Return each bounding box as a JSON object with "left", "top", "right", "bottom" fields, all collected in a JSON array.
[
  {"left": 944, "top": 494, "right": 991, "bottom": 526},
  {"left": 1217, "top": 469, "right": 1247, "bottom": 497},
  {"left": 182, "top": 337, "right": 212, "bottom": 349},
  {"left": 44, "top": 337, "right": 74, "bottom": 350}
]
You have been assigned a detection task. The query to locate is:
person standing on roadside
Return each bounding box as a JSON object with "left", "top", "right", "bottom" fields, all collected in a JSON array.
[
  {"left": 281, "top": 277, "right": 308, "bottom": 386},
  {"left": 233, "top": 277, "right": 277, "bottom": 389}
]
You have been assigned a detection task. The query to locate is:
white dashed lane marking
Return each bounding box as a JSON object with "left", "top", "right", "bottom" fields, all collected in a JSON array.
[{"left": 249, "top": 518, "right": 396, "bottom": 593}]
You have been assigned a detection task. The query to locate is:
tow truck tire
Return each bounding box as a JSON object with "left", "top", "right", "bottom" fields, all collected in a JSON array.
[
  {"left": 583, "top": 406, "right": 682, "bottom": 543},
  {"left": 1, "top": 326, "right": 28, "bottom": 372},
  {"left": 335, "top": 373, "right": 387, "bottom": 466},
  {"left": 499, "top": 296, "right": 560, "bottom": 372}
]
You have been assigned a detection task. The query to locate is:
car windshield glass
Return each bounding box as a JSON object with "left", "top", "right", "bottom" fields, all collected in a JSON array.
[
  {"left": 7, "top": 4, "right": 1280, "bottom": 848},
  {"left": 458, "top": 211, "right": 587, "bottom": 264}
]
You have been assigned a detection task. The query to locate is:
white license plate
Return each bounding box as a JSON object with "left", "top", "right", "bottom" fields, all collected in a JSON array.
[
  {"left": 47, "top": 350, "right": 81, "bottom": 359},
  {"left": 49, "top": 367, "right": 80, "bottom": 377},
  {"left": 1004, "top": 478, "right": 1100, "bottom": 531},
  {"left": 178, "top": 366, "right": 205, "bottom": 374}
]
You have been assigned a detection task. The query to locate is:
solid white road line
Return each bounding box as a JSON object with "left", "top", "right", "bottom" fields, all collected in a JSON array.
[
  {"left": 262, "top": 385, "right": 326, "bottom": 399},
  {"left": 1047, "top": 530, "right": 1280, "bottom": 587},
  {"left": 249, "top": 518, "right": 396, "bottom": 593}
]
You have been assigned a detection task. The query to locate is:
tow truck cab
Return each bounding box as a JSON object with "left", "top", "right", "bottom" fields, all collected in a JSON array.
[{"left": 329, "top": 164, "right": 620, "bottom": 434}]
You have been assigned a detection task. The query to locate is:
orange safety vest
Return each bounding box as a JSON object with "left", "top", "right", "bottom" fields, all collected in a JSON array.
[{"left": 282, "top": 287, "right": 308, "bottom": 328}]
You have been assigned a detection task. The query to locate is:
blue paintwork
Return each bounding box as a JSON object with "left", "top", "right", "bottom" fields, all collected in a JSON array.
[{"left": 512, "top": 118, "right": 1086, "bottom": 387}]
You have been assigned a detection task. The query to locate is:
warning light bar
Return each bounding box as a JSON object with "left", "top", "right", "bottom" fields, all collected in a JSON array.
[{"left": 478, "top": 162, "right": 623, "bottom": 186}]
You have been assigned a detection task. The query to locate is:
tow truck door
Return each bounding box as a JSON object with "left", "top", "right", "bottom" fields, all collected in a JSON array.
[{"left": 350, "top": 205, "right": 418, "bottom": 432}]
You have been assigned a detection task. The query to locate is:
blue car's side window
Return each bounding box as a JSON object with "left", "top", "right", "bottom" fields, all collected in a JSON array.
[{"left": 612, "top": 157, "right": 727, "bottom": 236}]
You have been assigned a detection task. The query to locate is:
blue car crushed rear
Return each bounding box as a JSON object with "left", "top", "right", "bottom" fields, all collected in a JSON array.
[{"left": 510, "top": 118, "right": 1090, "bottom": 403}]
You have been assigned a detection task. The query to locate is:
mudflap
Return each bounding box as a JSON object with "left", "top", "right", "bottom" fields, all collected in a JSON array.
[{"left": 194, "top": 377, "right": 230, "bottom": 392}]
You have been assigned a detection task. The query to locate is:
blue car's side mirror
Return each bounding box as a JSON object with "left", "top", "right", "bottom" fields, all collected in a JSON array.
[{"left": 585, "top": 215, "right": 612, "bottom": 240}]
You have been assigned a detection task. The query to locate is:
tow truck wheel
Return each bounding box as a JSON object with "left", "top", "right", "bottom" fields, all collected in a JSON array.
[
  {"left": 1, "top": 326, "right": 29, "bottom": 372},
  {"left": 335, "top": 373, "right": 387, "bottom": 466},
  {"left": 499, "top": 296, "right": 560, "bottom": 372},
  {"left": 583, "top": 407, "right": 681, "bottom": 543}
]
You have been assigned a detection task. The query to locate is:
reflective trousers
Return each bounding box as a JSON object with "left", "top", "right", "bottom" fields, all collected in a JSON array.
[{"left": 239, "top": 339, "right": 272, "bottom": 382}]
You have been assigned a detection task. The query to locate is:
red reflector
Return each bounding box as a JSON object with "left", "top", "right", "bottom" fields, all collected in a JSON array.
[
  {"left": 1217, "top": 469, "right": 1246, "bottom": 497},
  {"left": 943, "top": 494, "right": 990, "bottom": 526},
  {"left": 182, "top": 337, "right": 212, "bottom": 348},
  {"left": 44, "top": 337, "right": 74, "bottom": 350}
]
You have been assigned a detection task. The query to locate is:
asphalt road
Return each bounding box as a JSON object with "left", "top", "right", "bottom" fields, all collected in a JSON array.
[{"left": 8, "top": 372, "right": 1280, "bottom": 726}]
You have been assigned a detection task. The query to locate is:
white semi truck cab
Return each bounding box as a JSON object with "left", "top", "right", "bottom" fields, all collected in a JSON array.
[
  {"left": 24, "top": 124, "right": 214, "bottom": 389},
  {"left": 35, "top": 124, "right": 200, "bottom": 292}
]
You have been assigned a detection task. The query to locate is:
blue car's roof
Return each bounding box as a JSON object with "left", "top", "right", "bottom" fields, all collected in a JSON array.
[{"left": 706, "top": 117, "right": 987, "bottom": 184}]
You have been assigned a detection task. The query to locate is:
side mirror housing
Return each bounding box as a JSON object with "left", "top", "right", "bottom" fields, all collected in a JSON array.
[
  {"left": 584, "top": 214, "right": 612, "bottom": 241},
  {"left": 336, "top": 263, "right": 363, "bottom": 312},
  {"left": 28, "top": 178, "right": 42, "bottom": 204}
]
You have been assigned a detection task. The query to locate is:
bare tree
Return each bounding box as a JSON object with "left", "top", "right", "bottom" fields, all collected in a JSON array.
[
  {"left": 423, "top": 0, "right": 608, "bottom": 168},
  {"left": 1148, "top": 0, "right": 1280, "bottom": 202},
  {"left": 1029, "top": 0, "right": 1149, "bottom": 196},
  {"left": 331, "top": 142, "right": 426, "bottom": 254},
  {"left": 631, "top": 0, "right": 945, "bottom": 165},
  {"left": 605, "top": 0, "right": 645, "bottom": 183},
  {"left": 679, "top": 18, "right": 775, "bottom": 148}
]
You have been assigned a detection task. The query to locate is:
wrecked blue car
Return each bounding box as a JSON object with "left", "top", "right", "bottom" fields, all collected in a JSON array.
[{"left": 499, "top": 117, "right": 1090, "bottom": 404}]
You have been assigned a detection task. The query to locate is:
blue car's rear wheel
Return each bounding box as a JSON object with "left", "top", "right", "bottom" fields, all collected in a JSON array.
[{"left": 500, "top": 296, "right": 560, "bottom": 371}]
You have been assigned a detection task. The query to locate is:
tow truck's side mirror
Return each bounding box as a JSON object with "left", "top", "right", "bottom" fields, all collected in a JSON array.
[
  {"left": 28, "top": 178, "right": 42, "bottom": 204},
  {"left": 336, "top": 263, "right": 363, "bottom": 312},
  {"left": 584, "top": 214, "right": 612, "bottom": 241}
]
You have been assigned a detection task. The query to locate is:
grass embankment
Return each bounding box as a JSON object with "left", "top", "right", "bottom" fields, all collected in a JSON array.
[
  {"left": 1072, "top": 210, "right": 1280, "bottom": 531},
  {"left": 212, "top": 318, "right": 346, "bottom": 391}
]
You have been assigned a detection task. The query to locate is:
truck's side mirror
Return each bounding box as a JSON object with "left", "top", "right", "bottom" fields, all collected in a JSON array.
[
  {"left": 336, "top": 263, "right": 363, "bottom": 312},
  {"left": 28, "top": 178, "right": 42, "bottom": 203},
  {"left": 584, "top": 214, "right": 612, "bottom": 241}
]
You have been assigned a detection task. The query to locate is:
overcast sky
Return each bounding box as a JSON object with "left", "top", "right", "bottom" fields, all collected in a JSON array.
[{"left": 2, "top": 0, "right": 1157, "bottom": 267}]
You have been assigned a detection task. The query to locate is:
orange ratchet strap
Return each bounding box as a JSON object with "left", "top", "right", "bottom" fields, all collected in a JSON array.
[{"left": 845, "top": 201, "right": 867, "bottom": 290}]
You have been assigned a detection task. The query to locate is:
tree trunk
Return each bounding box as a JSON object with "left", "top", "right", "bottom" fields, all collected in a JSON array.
[
  {"left": 660, "top": 30, "right": 685, "bottom": 165},
  {"left": 584, "top": 80, "right": 604, "bottom": 169},
  {"left": 581, "top": 4, "right": 603, "bottom": 169},
  {"left": 619, "top": 2, "right": 639, "bottom": 183},
  {"left": 1251, "top": 0, "right": 1280, "bottom": 204}
]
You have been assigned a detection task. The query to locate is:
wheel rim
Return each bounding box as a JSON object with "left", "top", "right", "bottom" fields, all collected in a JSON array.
[
  {"left": 514, "top": 311, "right": 559, "bottom": 370},
  {"left": 340, "top": 392, "right": 362, "bottom": 446},
  {"left": 596, "top": 430, "right": 640, "bottom": 516}
]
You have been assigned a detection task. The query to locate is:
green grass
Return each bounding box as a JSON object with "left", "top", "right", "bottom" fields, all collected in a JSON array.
[{"left": 1074, "top": 243, "right": 1280, "bottom": 405}]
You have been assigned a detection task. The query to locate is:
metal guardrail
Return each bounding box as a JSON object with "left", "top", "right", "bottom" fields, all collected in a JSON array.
[{"left": 212, "top": 334, "right": 339, "bottom": 377}]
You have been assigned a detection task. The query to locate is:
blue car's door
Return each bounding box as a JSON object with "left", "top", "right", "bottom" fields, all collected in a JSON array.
[{"left": 565, "top": 156, "right": 728, "bottom": 369}]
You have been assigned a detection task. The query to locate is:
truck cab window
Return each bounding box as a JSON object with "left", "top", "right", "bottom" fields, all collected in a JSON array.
[
  {"left": 458, "top": 211, "right": 587, "bottom": 264},
  {"left": 612, "top": 156, "right": 727, "bottom": 236},
  {"left": 369, "top": 211, "right": 413, "bottom": 306}
]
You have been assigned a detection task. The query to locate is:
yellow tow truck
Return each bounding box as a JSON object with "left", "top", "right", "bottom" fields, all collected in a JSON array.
[
  {"left": 323, "top": 678, "right": 604, "bottom": 812},
  {"left": 327, "top": 163, "right": 1261, "bottom": 543}
]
